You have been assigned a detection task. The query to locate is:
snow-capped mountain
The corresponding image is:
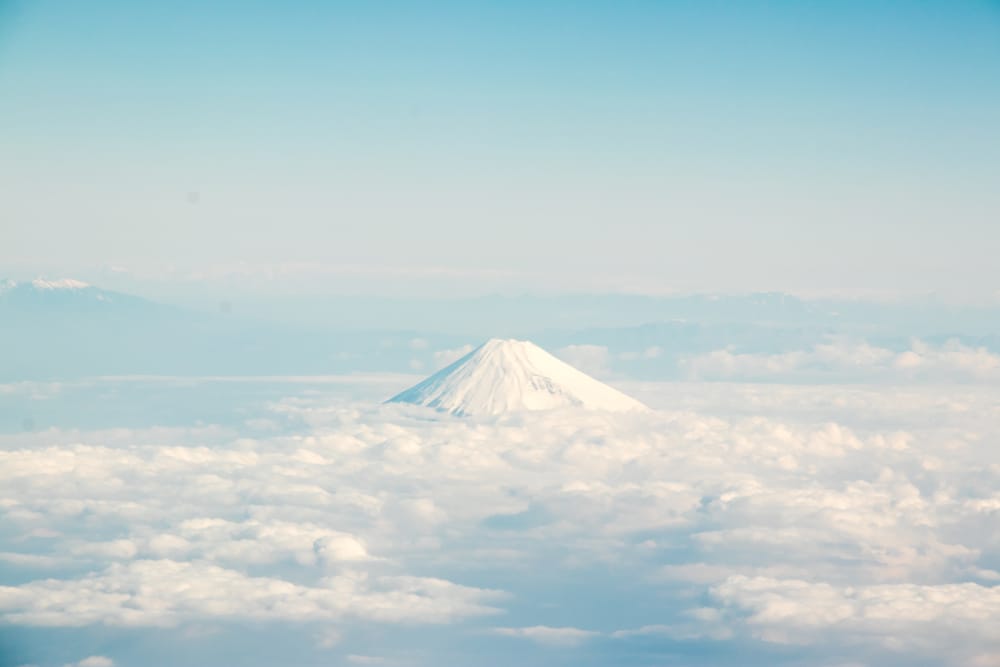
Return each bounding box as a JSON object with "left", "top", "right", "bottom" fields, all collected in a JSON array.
[
  {"left": 0, "top": 278, "right": 136, "bottom": 308},
  {"left": 2, "top": 278, "right": 93, "bottom": 292},
  {"left": 387, "top": 338, "right": 646, "bottom": 416}
]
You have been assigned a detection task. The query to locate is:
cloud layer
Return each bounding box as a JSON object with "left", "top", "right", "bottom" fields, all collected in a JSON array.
[
  {"left": 682, "top": 338, "right": 1000, "bottom": 382},
  {"left": 1, "top": 378, "right": 998, "bottom": 666}
]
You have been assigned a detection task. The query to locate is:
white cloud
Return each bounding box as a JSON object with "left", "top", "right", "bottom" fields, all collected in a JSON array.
[
  {"left": 611, "top": 611, "right": 733, "bottom": 641},
  {"left": 66, "top": 658, "right": 113, "bottom": 667},
  {"left": 893, "top": 339, "right": 1000, "bottom": 379},
  {"left": 69, "top": 539, "right": 138, "bottom": 560},
  {"left": 346, "top": 655, "right": 391, "bottom": 665},
  {"left": 0, "top": 560, "right": 502, "bottom": 627},
  {"left": 619, "top": 345, "right": 663, "bottom": 361},
  {"left": 493, "top": 625, "right": 598, "bottom": 646},
  {"left": 315, "top": 627, "right": 341, "bottom": 648},
  {"left": 713, "top": 575, "right": 1000, "bottom": 650},
  {"left": 433, "top": 344, "right": 474, "bottom": 368},
  {"left": 555, "top": 344, "right": 611, "bottom": 377},
  {"left": 682, "top": 338, "right": 1000, "bottom": 382},
  {"left": 1, "top": 379, "right": 999, "bottom": 664}
]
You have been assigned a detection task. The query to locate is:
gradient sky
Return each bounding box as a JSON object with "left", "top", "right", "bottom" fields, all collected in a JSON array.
[{"left": 1, "top": 0, "right": 998, "bottom": 297}]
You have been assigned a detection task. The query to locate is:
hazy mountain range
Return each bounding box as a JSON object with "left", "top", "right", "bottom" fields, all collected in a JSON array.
[{"left": 2, "top": 278, "right": 998, "bottom": 381}]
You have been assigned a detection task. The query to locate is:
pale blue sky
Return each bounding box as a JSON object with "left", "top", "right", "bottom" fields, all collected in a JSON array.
[{"left": 1, "top": 0, "right": 998, "bottom": 297}]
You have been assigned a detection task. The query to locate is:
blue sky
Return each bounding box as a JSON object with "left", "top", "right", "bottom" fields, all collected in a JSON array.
[{"left": 1, "top": 0, "right": 999, "bottom": 297}]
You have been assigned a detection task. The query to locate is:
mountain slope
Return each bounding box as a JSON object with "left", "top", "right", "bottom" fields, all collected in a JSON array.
[
  {"left": 0, "top": 278, "right": 164, "bottom": 313},
  {"left": 387, "top": 338, "right": 646, "bottom": 415}
]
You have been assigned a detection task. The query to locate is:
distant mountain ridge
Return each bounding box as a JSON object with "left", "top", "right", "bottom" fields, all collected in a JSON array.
[
  {"left": 0, "top": 278, "right": 157, "bottom": 312},
  {"left": 2, "top": 278, "right": 997, "bottom": 383}
]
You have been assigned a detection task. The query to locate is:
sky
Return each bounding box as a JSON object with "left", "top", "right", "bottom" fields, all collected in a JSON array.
[{"left": 1, "top": 0, "right": 999, "bottom": 298}]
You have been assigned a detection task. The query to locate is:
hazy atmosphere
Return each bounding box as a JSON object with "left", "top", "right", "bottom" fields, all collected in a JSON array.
[{"left": 1, "top": 1, "right": 999, "bottom": 666}]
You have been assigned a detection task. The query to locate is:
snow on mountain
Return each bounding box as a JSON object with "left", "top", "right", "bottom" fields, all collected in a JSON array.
[
  {"left": 1, "top": 278, "right": 95, "bottom": 294},
  {"left": 0, "top": 278, "right": 120, "bottom": 305},
  {"left": 30, "top": 278, "right": 91, "bottom": 290},
  {"left": 0, "top": 279, "right": 183, "bottom": 318},
  {"left": 387, "top": 338, "right": 646, "bottom": 416}
]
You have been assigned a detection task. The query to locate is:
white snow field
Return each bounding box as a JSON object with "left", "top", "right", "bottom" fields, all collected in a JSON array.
[{"left": 387, "top": 338, "right": 646, "bottom": 415}]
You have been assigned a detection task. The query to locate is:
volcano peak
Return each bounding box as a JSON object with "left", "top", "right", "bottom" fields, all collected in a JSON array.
[{"left": 387, "top": 338, "right": 645, "bottom": 416}]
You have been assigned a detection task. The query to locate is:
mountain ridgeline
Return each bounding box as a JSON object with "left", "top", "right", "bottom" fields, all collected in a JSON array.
[{"left": 4, "top": 278, "right": 999, "bottom": 382}]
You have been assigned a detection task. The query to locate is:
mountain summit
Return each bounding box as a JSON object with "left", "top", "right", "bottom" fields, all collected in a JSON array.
[{"left": 387, "top": 338, "right": 646, "bottom": 416}]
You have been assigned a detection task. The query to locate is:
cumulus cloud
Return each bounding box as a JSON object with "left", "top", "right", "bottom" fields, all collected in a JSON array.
[
  {"left": 682, "top": 338, "right": 1000, "bottom": 382},
  {"left": 713, "top": 575, "right": 1000, "bottom": 651},
  {"left": 619, "top": 345, "right": 663, "bottom": 361},
  {"left": 315, "top": 627, "right": 341, "bottom": 648},
  {"left": 493, "top": 625, "right": 598, "bottom": 646},
  {"left": 555, "top": 344, "right": 611, "bottom": 377},
  {"left": 66, "top": 658, "right": 114, "bottom": 667},
  {"left": 893, "top": 339, "right": 1000, "bottom": 379},
  {"left": 1, "top": 378, "right": 999, "bottom": 665},
  {"left": 611, "top": 613, "right": 733, "bottom": 641},
  {"left": 433, "top": 344, "right": 474, "bottom": 368},
  {"left": 0, "top": 560, "right": 501, "bottom": 627},
  {"left": 346, "top": 655, "right": 391, "bottom": 665}
]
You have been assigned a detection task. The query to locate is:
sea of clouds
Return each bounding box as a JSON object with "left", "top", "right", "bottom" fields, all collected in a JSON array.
[{"left": 0, "top": 375, "right": 998, "bottom": 666}]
